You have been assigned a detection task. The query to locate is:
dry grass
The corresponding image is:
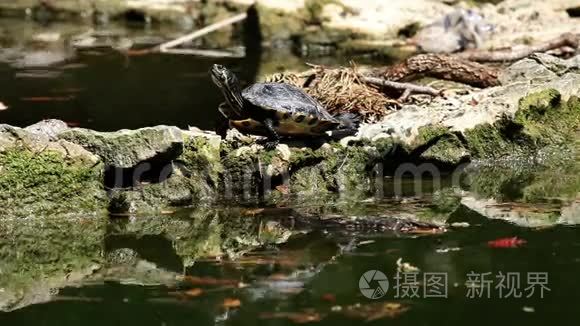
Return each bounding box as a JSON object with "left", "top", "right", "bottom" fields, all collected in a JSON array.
[{"left": 263, "top": 64, "right": 398, "bottom": 122}]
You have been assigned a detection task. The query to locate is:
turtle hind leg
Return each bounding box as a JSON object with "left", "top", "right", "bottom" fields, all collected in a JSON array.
[
  {"left": 262, "top": 118, "right": 280, "bottom": 150},
  {"left": 336, "top": 113, "right": 360, "bottom": 130}
]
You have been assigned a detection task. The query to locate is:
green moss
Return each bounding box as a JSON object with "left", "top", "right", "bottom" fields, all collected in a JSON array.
[
  {"left": 464, "top": 90, "right": 580, "bottom": 159},
  {"left": 463, "top": 118, "right": 519, "bottom": 159},
  {"left": 464, "top": 143, "right": 579, "bottom": 203},
  {"left": 220, "top": 146, "right": 264, "bottom": 200},
  {"left": 416, "top": 125, "right": 451, "bottom": 144},
  {"left": 181, "top": 136, "right": 223, "bottom": 198},
  {"left": 0, "top": 149, "right": 106, "bottom": 218},
  {"left": 413, "top": 125, "right": 469, "bottom": 165},
  {"left": 290, "top": 165, "right": 331, "bottom": 195}
]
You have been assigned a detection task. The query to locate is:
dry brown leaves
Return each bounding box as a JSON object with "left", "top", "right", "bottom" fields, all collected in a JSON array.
[
  {"left": 259, "top": 302, "right": 409, "bottom": 323},
  {"left": 260, "top": 310, "right": 324, "bottom": 324},
  {"left": 264, "top": 65, "right": 398, "bottom": 122},
  {"left": 341, "top": 302, "right": 410, "bottom": 321}
]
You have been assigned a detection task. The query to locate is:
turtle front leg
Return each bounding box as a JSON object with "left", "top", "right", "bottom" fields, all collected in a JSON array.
[
  {"left": 262, "top": 118, "right": 280, "bottom": 150},
  {"left": 218, "top": 102, "right": 240, "bottom": 119}
]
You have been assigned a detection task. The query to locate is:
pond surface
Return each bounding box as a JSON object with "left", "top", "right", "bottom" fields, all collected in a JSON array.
[
  {"left": 1, "top": 172, "right": 579, "bottom": 324},
  {"left": 0, "top": 18, "right": 579, "bottom": 326}
]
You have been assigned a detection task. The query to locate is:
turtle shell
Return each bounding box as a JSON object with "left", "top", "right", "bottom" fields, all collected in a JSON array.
[{"left": 238, "top": 82, "right": 340, "bottom": 136}]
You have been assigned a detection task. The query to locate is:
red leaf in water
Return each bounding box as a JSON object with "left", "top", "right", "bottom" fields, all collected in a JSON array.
[
  {"left": 321, "top": 293, "right": 336, "bottom": 303},
  {"left": 184, "top": 288, "right": 203, "bottom": 297},
  {"left": 260, "top": 311, "right": 324, "bottom": 323},
  {"left": 21, "top": 95, "right": 75, "bottom": 102},
  {"left": 183, "top": 275, "right": 240, "bottom": 287},
  {"left": 222, "top": 298, "right": 241, "bottom": 308},
  {"left": 487, "top": 237, "right": 527, "bottom": 248},
  {"left": 65, "top": 121, "right": 81, "bottom": 127}
]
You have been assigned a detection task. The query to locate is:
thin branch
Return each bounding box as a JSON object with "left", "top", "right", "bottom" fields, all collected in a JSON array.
[
  {"left": 158, "top": 12, "right": 247, "bottom": 52},
  {"left": 456, "top": 32, "right": 579, "bottom": 62},
  {"left": 161, "top": 48, "right": 245, "bottom": 58},
  {"left": 361, "top": 76, "right": 441, "bottom": 97}
]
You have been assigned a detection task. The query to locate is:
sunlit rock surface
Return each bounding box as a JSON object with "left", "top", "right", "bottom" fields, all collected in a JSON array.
[{"left": 0, "top": 0, "right": 577, "bottom": 54}]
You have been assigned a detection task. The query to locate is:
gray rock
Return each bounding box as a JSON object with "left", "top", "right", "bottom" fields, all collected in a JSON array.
[
  {"left": 0, "top": 123, "right": 99, "bottom": 165},
  {"left": 24, "top": 119, "right": 69, "bottom": 140},
  {"left": 359, "top": 54, "right": 580, "bottom": 144},
  {"left": 59, "top": 126, "right": 184, "bottom": 168}
]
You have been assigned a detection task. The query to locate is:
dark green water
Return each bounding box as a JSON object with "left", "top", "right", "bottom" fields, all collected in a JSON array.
[{"left": 1, "top": 177, "right": 579, "bottom": 324}]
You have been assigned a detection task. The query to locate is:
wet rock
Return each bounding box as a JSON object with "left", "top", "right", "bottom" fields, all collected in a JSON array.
[
  {"left": 0, "top": 215, "right": 106, "bottom": 311},
  {"left": 0, "top": 55, "right": 579, "bottom": 216},
  {"left": 460, "top": 196, "right": 561, "bottom": 228}
]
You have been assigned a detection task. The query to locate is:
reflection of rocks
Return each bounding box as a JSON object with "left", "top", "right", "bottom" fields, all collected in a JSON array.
[
  {"left": 87, "top": 248, "right": 182, "bottom": 286},
  {"left": 0, "top": 205, "right": 300, "bottom": 311},
  {"left": 0, "top": 216, "right": 106, "bottom": 312},
  {"left": 108, "top": 207, "right": 297, "bottom": 265},
  {"left": 460, "top": 196, "right": 561, "bottom": 227}
]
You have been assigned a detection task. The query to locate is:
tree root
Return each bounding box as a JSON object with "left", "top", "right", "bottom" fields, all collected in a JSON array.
[{"left": 377, "top": 54, "right": 501, "bottom": 88}]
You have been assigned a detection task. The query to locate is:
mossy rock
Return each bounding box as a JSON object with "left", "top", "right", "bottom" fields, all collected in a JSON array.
[
  {"left": 0, "top": 148, "right": 107, "bottom": 218},
  {"left": 415, "top": 125, "right": 470, "bottom": 165},
  {"left": 464, "top": 89, "right": 580, "bottom": 159}
]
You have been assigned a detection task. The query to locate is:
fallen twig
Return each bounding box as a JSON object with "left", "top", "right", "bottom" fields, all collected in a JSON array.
[
  {"left": 361, "top": 76, "right": 441, "bottom": 97},
  {"left": 379, "top": 54, "right": 501, "bottom": 88},
  {"left": 118, "top": 12, "right": 247, "bottom": 57},
  {"left": 456, "top": 32, "right": 579, "bottom": 62},
  {"left": 161, "top": 48, "right": 244, "bottom": 58},
  {"left": 158, "top": 13, "right": 247, "bottom": 52}
]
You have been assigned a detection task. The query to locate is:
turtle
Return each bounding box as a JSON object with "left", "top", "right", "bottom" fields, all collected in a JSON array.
[{"left": 210, "top": 64, "right": 357, "bottom": 149}]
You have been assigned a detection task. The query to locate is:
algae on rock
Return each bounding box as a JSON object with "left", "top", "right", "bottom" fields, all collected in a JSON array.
[{"left": 0, "top": 149, "right": 106, "bottom": 218}]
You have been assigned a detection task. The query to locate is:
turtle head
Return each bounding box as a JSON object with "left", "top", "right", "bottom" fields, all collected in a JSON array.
[{"left": 210, "top": 64, "right": 245, "bottom": 117}]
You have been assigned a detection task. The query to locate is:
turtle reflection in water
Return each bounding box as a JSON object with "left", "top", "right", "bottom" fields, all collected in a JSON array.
[{"left": 210, "top": 64, "right": 358, "bottom": 149}]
